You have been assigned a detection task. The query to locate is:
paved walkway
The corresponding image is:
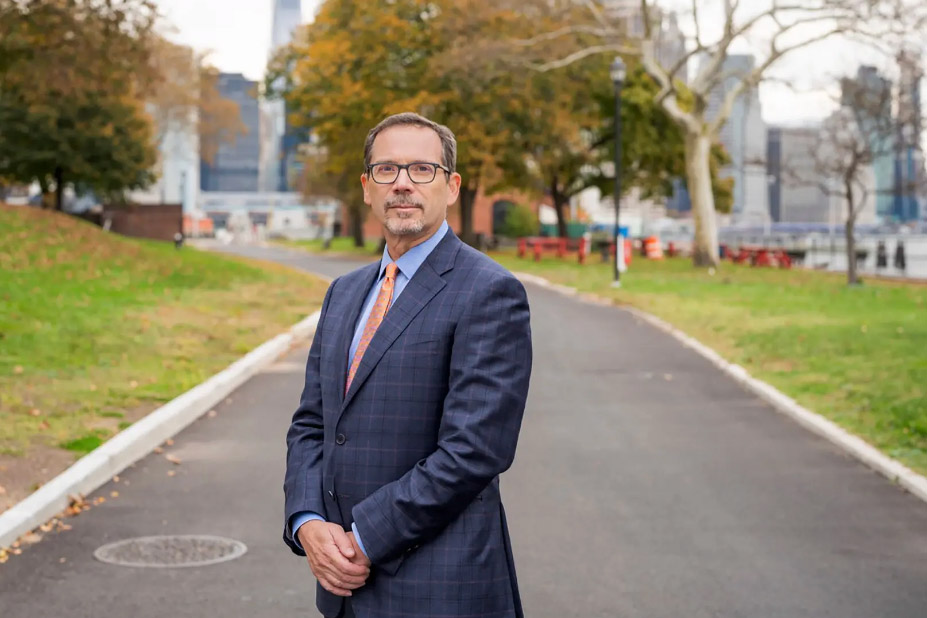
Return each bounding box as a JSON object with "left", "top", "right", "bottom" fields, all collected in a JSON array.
[{"left": 2, "top": 245, "right": 927, "bottom": 617}]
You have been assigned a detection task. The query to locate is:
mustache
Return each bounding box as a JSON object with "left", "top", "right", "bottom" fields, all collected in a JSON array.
[{"left": 385, "top": 197, "right": 424, "bottom": 209}]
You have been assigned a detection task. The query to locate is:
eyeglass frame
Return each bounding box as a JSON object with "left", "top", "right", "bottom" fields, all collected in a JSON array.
[{"left": 365, "top": 161, "right": 452, "bottom": 185}]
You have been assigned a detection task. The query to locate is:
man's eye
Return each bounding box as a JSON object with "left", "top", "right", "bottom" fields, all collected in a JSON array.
[
  {"left": 377, "top": 165, "right": 397, "bottom": 173},
  {"left": 411, "top": 164, "right": 432, "bottom": 173}
]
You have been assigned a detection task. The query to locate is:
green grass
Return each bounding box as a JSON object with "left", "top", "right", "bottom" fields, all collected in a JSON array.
[
  {"left": 60, "top": 432, "right": 106, "bottom": 454},
  {"left": 276, "top": 236, "right": 380, "bottom": 257},
  {"left": 492, "top": 250, "right": 927, "bottom": 475},
  {"left": 0, "top": 205, "right": 326, "bottom": 459}
]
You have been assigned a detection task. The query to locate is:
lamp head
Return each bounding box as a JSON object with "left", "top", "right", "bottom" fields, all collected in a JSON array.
[{"left": 610, "top": 56, "right": 627, "bottom": 85}]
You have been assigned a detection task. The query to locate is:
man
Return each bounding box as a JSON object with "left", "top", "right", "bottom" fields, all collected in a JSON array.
[{"left": 283, "top": 112, "right": 533, "bottom": 618}]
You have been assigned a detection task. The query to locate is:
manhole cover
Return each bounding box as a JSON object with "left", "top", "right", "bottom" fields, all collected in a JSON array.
[{"left": 94, "top": 535, "right": 247, "bottom": 568}]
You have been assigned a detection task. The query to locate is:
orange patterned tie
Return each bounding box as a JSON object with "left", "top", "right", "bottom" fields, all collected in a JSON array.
[{"left": 346, "top": 262, "right": 398, "bottom": 394}]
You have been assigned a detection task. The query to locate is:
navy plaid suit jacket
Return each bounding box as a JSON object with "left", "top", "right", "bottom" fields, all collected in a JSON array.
[{"left": 283, "top": 229, "right": 533, "bottom": 618}]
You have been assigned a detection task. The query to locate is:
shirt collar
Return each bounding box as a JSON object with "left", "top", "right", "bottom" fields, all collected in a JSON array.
[{"left": 378, "top": 220, "right": 449, "bottom": 281}]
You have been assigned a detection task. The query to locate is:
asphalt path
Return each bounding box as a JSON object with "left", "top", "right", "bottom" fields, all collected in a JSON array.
[{"left": 2, "top": 244, "right": 927, "bottom": 617}]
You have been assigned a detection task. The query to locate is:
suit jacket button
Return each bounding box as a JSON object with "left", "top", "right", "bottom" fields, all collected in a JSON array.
[{"left": 335, "top": 434, "right": 346, "bottom": 445}]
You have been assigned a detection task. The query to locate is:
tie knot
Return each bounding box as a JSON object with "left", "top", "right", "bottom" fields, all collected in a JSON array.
[{"left": 385, "top": 262, "right": 398, "bottom": 280}]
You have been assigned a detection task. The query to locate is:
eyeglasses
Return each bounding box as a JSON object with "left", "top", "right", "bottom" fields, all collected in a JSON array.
[{"left": 366, "top": 162, "right": 451, "bottom": 184}]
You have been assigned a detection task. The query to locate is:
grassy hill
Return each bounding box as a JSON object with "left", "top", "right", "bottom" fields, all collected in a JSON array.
[{"left": 0, "top": 206, "right": 325, "bottom": 507}]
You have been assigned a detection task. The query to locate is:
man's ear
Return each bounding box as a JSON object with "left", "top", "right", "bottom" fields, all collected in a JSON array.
[
  {"left": 446, "top": 172, "right": 462, "bottom": 206},
  {"left": 360, "top": 172, "right": 371, "bottom": 205}
]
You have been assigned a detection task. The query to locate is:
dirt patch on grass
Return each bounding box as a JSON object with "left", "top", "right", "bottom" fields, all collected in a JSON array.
[{"left": 0, "top": 445, "right": 76, "bottom": 514}]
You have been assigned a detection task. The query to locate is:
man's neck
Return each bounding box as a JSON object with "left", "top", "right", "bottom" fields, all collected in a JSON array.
[{"left": 385, "top": 224, "right": 443, "bottom": 260}]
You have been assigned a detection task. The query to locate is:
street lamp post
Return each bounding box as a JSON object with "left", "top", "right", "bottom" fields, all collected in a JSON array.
[{"left": 611, "top": 56, "right": 627, "bottom": 287}]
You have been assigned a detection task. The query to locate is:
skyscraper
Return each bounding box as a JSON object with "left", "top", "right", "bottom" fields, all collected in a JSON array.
[
  {"left": 201, "top": 73, "right": 260, "bottom": 192},
  {"left": 894, "top": 49, "right": 925, "bottom": 222},
  {"left": 842, "top": 65, "right": 895, "bottom": 221},
  {"left": 766, "top": 125, "right": 834, "bottom": 224},
  {"left": 705, "top": 54, "right": 770, "bottom": 225},
  {"left": 260, "top": 0, "right": 304, "bottom": 192}
]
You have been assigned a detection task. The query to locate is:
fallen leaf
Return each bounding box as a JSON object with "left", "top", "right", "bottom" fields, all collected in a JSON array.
[
  {"left": 167, "top": 470, "right": 176, "bottom": 477},
  {"left": 153, "top": 447, "right": 163, "bottom": 454},
  {"left": 110, "top": 491, "right": 119, "bottom": 498},
  {"left": 0, "top": 549, "right": 8, "bottom": 564},
  {"left": 207, "top": 410, "right": 217, "bottom": 418},
  {"left": 13, "top": 365, "right": 23, "bottom": 375},
  {"left": 38, "top": 421, "right": 50, "bottom": 431},
  {"left": 89, "top": 384, "right": 98, "bottom": 392},
  {"left": 165, "top": 454, "right": 181, "bottom": 465},
  {"left": 663, "top": 374, "right": 674, "bottom": 381},
  {"left": 0, "top": 485, "right": 6, "bottom": 496},
  {"left": 92, "top": 496, "right": 106, "bottom": 505},
  {"left": 59, "top": 557, "right": 67, "bottom": 563},
  {"left": 165, "top": 439, "right": 174, "bottom": 446},
  {"left": 29, "top": 408, "right": 41, "bottom": 417},
  {"left": 112, "top": 475, "right": 120, "bottom": 483},
  {"left": 129, "top": 380, "right": 138, "bottom": 388},
  {"left": 21, "top": 532, "right": 42, "bottom": 545}
]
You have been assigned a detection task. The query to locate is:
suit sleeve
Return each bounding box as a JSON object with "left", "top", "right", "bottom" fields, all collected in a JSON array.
[
  {"left": 351, "top": 273, "right": 532, "bottom": 565},
  {"left": 282, "top": 280, "right": 336, "bottom": 555}
]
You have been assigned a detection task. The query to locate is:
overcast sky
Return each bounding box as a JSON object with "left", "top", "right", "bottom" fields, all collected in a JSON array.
[{"left": 153, "top": 0, "right": 909, "bottom": 128}]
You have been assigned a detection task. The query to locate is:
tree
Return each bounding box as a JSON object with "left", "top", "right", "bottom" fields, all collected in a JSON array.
[
  {"left": 0, "top": 0, "right": 159, "bottom": 209},
  {"left": 796, "top": 72, "right": 923, "bottom": 286},
  {"left": 148, "top": 38, "right": 247, "bottom": 189},
  {"left": 506, "top": 60, "right": 734, "bottom": 238},
  {"left": 515, "top": 0, "right": 926, "bottom": 267}
]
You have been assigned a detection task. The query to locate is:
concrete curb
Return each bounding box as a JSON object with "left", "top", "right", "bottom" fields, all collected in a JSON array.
[
  {"left": 513, "top": 271, "right": 927, "bottom": 506},
  {"left": 0, "top": 311, "right": 321, "bottom": 550}
]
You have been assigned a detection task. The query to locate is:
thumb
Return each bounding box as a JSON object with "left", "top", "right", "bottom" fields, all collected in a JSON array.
[{"left": 330, "top": 528, "right": 355, "bottom": 559}]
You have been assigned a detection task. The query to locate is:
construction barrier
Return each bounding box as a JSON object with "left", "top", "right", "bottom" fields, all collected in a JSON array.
[{"left": 644, "top": 236, "right": 664, "bottom": 259}]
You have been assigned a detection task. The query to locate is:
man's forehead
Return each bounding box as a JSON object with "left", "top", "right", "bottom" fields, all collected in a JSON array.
[{"left": 371, "top": 125, "right": 442, "bottom": 160}]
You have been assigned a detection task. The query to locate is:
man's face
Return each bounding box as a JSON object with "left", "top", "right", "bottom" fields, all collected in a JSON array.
[{"left": 361, "top": 125, "right": 461, "bottom": 242}]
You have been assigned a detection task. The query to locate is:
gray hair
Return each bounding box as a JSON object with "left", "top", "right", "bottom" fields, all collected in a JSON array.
[{"left": 363, "top": 112, "right": 457, "bottom": 174}]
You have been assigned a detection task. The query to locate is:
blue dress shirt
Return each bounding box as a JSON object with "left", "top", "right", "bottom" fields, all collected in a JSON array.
[{"left": 290, "top": 221, "right": 450, "bottom": 556}]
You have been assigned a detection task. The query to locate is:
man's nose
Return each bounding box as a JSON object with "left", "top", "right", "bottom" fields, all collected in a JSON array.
[{"left": 391, "top": 167, "right": 414, "bottom": 191}]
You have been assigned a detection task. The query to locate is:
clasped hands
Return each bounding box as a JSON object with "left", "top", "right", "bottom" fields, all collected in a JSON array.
[{"left": 298, "top": 520, "right": 372, "bottom": 597}]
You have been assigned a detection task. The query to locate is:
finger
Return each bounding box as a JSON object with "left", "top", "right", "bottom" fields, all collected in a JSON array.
[
  {"left": 318, "top": 575, "right": 353, "bottom": 597},
  {"left": 329, "top": 527, "right": 356, "bottom": 559},
  {"left": 323, "top": 546, "right": 370, "bottom": 578},
  {"left": 319, "top": 561, "right": 368, "bottom": 587}
]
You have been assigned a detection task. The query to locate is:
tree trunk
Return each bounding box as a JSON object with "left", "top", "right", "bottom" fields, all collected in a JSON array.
[
  {"left": 54, "top": 166, "right": 64, "bottom": 211},
  {"left": 844, "top": 180, "right": 859, "bottom": 286},
  {"left": 458, "top": 183, "right": 478, "bottom": 246},
  {"left": 685, "top": 131, "right": 720, "bottom": 268},
  {"left": 349, "top": 204, "right": 365, "bottom": 248},
  {"left": 551, "top": 179, "right": 568, "bottom": 238}
]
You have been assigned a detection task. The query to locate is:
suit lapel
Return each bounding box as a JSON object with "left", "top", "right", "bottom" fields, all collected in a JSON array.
[
  {"left": 336, "top": 262, "right": 380, "bottom": 406},
  {"left": 339, "top": 229, "right": 461, "bottom": 414}
]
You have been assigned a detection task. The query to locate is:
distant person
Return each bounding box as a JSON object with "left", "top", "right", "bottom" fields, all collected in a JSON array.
[
  {"left": 283, "top": 112, "right": 533, "bottom": 618},
  {"left": 876, "top": 240, "right": 888, "bottom": 269},
  {"left": 895, "top": 240, "right": 907, "bottom": 271}
]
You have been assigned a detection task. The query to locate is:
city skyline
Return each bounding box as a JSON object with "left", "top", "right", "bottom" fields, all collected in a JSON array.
[{"left": 153, "top": 0, "right": 900, "bottom": 128}]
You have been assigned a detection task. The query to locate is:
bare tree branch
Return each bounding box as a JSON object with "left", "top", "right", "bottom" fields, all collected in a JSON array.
[
  {"left": 528, "top": 44, "right": 638, "bottom": 72},
  {"left": 581, "top": 0, "right": 613, "bottom": 31},
  {"left": 512, "top": 24, "right": 617, "bottom": 47}
]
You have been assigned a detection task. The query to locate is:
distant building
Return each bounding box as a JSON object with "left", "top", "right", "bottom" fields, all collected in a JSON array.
[
  {"left": 260, "top": 0, "right": 305, "bottom": 192},
  {"left": 767, "top": 125, "right": 833, "bottom": 224},
  {"left": 819, "top": 109, "right": 878, "bottom": 226},
  {"left": 705, "top": 54, "right": 770, "bottom": 226},
  {"left": 201, "top": 73, "right": 260, "bottom": 192},
  {"left": 842, "top": 65, "right": 895, "bottom": 221},
  {"left": 894, "top": 49, "right": 925, "bottom": 222}
]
